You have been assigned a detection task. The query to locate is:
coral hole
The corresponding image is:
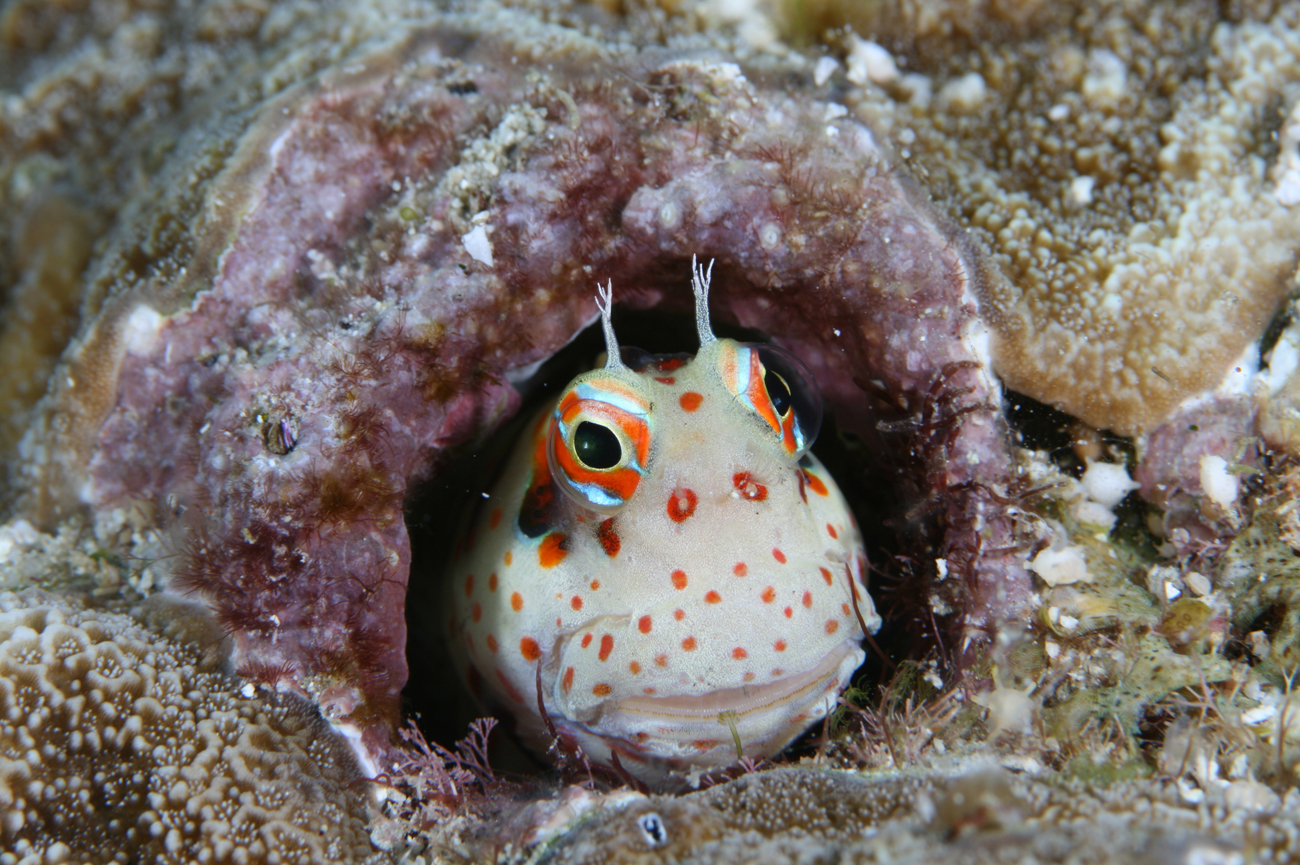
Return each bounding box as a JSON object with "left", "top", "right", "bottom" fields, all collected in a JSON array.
[{"left": 401, "top": 295, "right": 910, "bottom": 770}]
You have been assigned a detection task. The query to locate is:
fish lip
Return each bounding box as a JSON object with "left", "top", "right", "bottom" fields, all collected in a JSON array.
[{"left": 584, "top": 641, "right": 864, "bottom": 760}]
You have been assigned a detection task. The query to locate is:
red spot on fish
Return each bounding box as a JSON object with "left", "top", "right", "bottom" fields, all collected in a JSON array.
[
  {"left": 488, "top": 572, "right": 498, "bottom": 592},
  {"left": 802, "top": 470, "right": 829, "bottom": 496},
  {"left": 667, "top": 488, "right": 697, "bottom": 522},
  {"left": 593, "top": 683, "right": 612, "bottom": 697},
  {"left": 826, "top": 523, "right": 838, "bottom": 539},
  {"left": 842, "top": 603, "right": 852, "bottom": 616},
  {"left": 539, "top": 532, "right": 568, "bottom": 568},
  {"left": 510, "top": 592, "right": 523, "bottom": 612},
  {"left": 654, "top": 376, "right": 676, "bottom": 384},
  {"left": 774, "top": 640, "right": 787, "bottom": 652},
  {"left": 599, "top": 634, "right": 614, "bottom": 662},
  {"left": 486, "top": 634, "right": 498, "bottom": 653},
  {"left": 761, "top": 586, "right": 776, "bottom": 603},
  {"left": 639, "top": 615, "right": 653, "bottom": 634},
  {"left": 733, "top": 472, "right": 768, "bottom": 501},
  {"left": 734, "top": 563, "right": 748, "bottom": 577},
  {"left": 629, "top": 661, "right": 641, "bottom": 674},
  {"left": 820, "top": 567, "right": 833, "bottom": 586},
  {"left": 682, "top": 636, "right": 697, "bottom": 651},
  {"left": 671, "top": 570, "right": 688, "bottom": 590},
  {"left": 679, "top": 392, "right": 704, "bottom": 411},
  {"left": 744, "top": 672, "right": 756, "bottom": 682},
  {"left": 674, "top": 608, "right": 685, "bottom": 621},
  {"left": 490, "top": 508, "right": 502, "bottom": 529},
  {"left": 590, "top": 579, "right": 601, "bottom": 590},
  {"left": 802, "top": 591, "right": 813, "bottom": 608},
  {"left": 571, "top": 596, "right": 583, "bottom": 611},
  {"left": 562, "top": 667, "right": 574, "bottom": 693},
  {"left": 825, "top": 619, "right": 839, "bottom": 634},
  {"left": 657, "top": 357, "right": 685, "bottom": 371},
  {"left": 581, "top": 633, "right": 593, "bottom": 649},
  {"left": 471, "top": 603, "right": 482, "bottom": 623},
  {"left": 520, "top": 637, "right": 542, "bottom": 661},
  {"left": 773, "top": 547, "right": 787, "bottom": 564},
  {"left": 654, "top": 654, "right": 668, "bottom": 667},
  {"left": 704, "top": 590, "right": 722, "bottom": 604},
  {"left": 504, "top": 551, "right": 513, "bottom": 566},
  {"left": 598, "top": 518, "right": 620, "bottom": 557},
  {"left": 464, "top": 574, "right": 475, "bottom": 597},
  {"left": 732, "top": 647, "right": 748, "bottom": 660},
  {"left": 784, "top": 607, "right": 793, "bottom": 618}
]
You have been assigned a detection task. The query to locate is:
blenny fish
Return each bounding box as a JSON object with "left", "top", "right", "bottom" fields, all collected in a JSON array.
[{"left": 448, "top": 260, "right": 880, "bottom": 786}]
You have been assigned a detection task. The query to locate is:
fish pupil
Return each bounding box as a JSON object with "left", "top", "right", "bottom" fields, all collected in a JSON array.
[
  {"left": 575, "top": 421, "right": 622, "bottom": 469},
  {"left": 764, "top": 369, "right": 792, "bottom": 416}
]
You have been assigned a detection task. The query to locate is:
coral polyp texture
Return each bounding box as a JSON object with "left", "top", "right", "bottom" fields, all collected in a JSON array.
[
  {"left": 0, "top": 591, "right": 380, "bottom": 864},
  {"left": 849, "top": 0, "right": 1300, "bottom": 436}
]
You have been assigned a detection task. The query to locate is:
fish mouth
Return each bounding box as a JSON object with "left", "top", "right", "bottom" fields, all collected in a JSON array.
[{"left": 593, "top": 641, "right": 863, "bottom": 761}]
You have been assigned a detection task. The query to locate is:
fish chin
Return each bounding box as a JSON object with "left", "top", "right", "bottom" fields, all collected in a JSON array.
[{"left": 564, "top": 640, "right": 864, "bottom": 779}]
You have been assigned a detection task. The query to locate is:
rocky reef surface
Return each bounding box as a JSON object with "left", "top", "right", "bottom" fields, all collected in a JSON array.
[{"left": 4, "top": 0, "right": 1300, "bottom": 862}]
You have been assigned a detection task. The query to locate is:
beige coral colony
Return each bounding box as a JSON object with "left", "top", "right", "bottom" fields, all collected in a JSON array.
[{"left": 9, "top": 0, "right": 1300, "bottom": 861}]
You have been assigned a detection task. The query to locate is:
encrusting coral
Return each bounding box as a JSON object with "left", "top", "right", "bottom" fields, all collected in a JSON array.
[
  {"left": 527, "top": 766, "right": 1300, "bottom": 865},
  {"left": 842, "top": 0, "right": 1300, "bottom": 436},
  {"left": 0, "top": 590, "right": 381, "bottom": 865}
]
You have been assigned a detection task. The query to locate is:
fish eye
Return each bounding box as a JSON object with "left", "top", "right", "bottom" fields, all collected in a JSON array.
[
  {"left": 637, "top": 812, "right": 668, "bottom": 847},
  {"left": 574, "top": 421, "right": 622, "bottom": 469},
  {"left": 751, "top": 344, "right": 823, "bottom": 455},
  {"left": 547, "top": 375, "right": 652, "bottom": 514},
  {"left": 763, "top": 368, "right": 792, "bottom": 416}
]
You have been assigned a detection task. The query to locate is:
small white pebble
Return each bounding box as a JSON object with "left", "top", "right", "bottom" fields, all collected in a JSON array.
[
  {"left": 1068, "top": 175, "right": 1095, "bottom": 205},
  {"left": 1247, "top": 630, "right": 1270, "bottom": 660},
  {"left": 845, "top": 37, "right": 898, "bottom": 86},
  {"left": 1199, "top": 455, "right": 1239, "bottom": 508},
  {"left": 1241, "top": 705, "right": 1277, "bottom": 725},
  {"left": 813, "top": 56, "right": 839, "bottom": 86},
  {"left": 1029, "top": 544, "right": 1092, "bottom": 586},
  {"left": 1081, "top": 461, "right": 1138, "bottom": 508},
  {"left": 462, "top": 225, "right": 494, "bottom": 266},
  {"left": 938, "top": 72, "right": 987, "bottom": 113}
]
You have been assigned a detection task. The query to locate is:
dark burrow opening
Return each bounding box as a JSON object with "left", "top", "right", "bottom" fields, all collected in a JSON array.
[{"left": 402, "top": 301, "right": 919, "bottom": 779}]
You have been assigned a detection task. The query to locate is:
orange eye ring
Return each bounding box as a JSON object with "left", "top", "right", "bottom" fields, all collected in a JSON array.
[
  {"left": 717, "top": 341, "right": 821, "bottom": 457},
  {"left": 547, "top": 378, "right": 652, "bottom": 513}
]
